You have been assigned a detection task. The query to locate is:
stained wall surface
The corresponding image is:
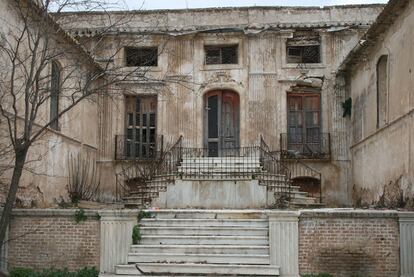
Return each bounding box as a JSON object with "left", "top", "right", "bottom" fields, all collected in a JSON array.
[
  {"left": 346, "top": 1, "right": 414, "bottom": 205},
  {"left": 57, "top": 5, "right": 383, "bottom": 206}
]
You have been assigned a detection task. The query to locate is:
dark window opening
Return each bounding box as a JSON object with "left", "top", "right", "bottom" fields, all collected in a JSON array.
[
  {"left": 205, "top": 45, "right": 238, "bottom": 65},
  {"left": 125, "top": 47, "right": 158, "bottom": 67},
  {"left": 286, "top": 31, "right": 321, "bottom": 64},
  {"left": 50, "top": 61, "right": 60, "bottom": 130},
  {"left": 124, "top": 95, "right": 157, "bottom": 159},
  {"left": 377, "top": 55, "right": 388, "bottom": 129}
]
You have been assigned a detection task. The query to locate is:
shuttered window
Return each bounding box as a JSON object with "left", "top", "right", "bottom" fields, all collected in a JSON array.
[
  {"left": 125, "top": 96, "right": 157, "bottom": 159},
  {"left": 287, "top": 93, "right": 321, "bottom": 154}
]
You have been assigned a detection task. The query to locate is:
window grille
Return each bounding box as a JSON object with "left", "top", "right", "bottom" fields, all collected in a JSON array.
[
  {"left": 287, "top": 31, "right": 321, "bottom": 64},
  {"left": 124, "top": 95, "right": 157, "bottom": 159},
  {"left": 125, "top": 47, "right": 158, "bottom": 67},
  {"left": 205, "top": 45, "right": 238, "bottom": 65}
]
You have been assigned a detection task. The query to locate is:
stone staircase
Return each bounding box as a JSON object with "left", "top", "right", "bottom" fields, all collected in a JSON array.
[
  {"left": 114, "top": 210, "right": 280, "bottom": 276},
  {"left": 122, "top": 157, "right": 322, "bottom": 209}
]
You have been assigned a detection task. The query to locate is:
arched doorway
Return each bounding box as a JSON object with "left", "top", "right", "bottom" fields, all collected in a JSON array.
[
  {"left": 291, "top": 177, "right": 321, "bottom": 199},
  {"left": 204, "top": 90, "right": 240, "bottom": 157}
]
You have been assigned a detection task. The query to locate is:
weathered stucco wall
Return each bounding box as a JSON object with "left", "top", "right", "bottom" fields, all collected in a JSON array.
[
  {"left": 0, "top": 0, "right": 102, "bottom": 206},
  {"left": 56, "top": 6, "right": 384, "bottom": 206},
  {"left": 348, "top": 1, "right": 414, "bottom": 206}
]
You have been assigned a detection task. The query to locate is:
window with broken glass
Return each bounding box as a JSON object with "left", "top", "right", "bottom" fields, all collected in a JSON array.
[
  {"left": 124, "top": 96, "right": 157, "bottom": 159},
  {"left": 205, "top": 45, "right": 238, "bottom": 65},
  {"left": 286, "top": 31, "right": 321, "bottom": 64},
  {"left": 287, "top": 93, "right": 322, "bottom": 155},
  {"left": 125, "top": 47, "right": 158, "bottom": 67}
]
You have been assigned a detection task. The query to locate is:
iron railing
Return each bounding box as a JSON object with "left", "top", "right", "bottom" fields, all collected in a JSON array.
[
  {"left": 115, "top": 134, "right": 165, "bottom": 161},
  {"left": 114, "top": 136, "right": 183, "bottom": 202},
  {"left": 259, "top": 135, "right": 292, "bottom": 199},
  {"left": 115, "top": 135, "right": 296, "bottom": 205},
  {"left": 178, "top": 146, "right": 262, "bottom": 180},
  {"left": 278, "top": 153, "right": 322, "bottom": 203},
  {"left": 280, "top": 133, "right": 331, "bottom": 160},
  {"left": 177, "top": 137, "right": 292, "bottom": 199}
]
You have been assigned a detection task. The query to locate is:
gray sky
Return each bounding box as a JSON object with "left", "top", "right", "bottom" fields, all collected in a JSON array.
[{"left": 124, "top": 0, "right": 388, "bottom": 10}]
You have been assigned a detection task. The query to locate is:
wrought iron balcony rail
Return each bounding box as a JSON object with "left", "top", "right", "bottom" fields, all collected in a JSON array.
[
  {"left": 114, "top": 135, "right": 183, "bottom": 201},
  {"left": 280, "top": 133, "right": 331, "bottom": 160},
  {"left": 115, "top": 134, "right": 166, "bottom": 161}
]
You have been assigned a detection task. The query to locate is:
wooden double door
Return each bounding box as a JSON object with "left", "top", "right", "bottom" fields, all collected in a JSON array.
[
  {"left": 287, "top": 92, "right": 321, "bottom": 155},
  {"left": 204, "top": 90, "right": 240, "bottom": 157}
]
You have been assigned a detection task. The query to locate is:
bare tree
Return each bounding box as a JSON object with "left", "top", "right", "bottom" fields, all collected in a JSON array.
[
  {"left": 0, "top": 0, "right": 165, "bottom": 256},
  {"left": 0, "top": 0, "right": 110, "bottom": 255},
  {"left": 0, "top": 0, "right": 193, "bottom": 261}
]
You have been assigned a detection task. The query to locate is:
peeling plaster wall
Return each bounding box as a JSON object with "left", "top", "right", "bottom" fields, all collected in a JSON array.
[
  {"left": 0, "top": 0, "right": 101, "bottom": 207},
  {"left": 56, "top": 6, "right": 385, "bottom": 206},
  {"left": 348, "top": 1, "right": 414, "bottom": 205}
]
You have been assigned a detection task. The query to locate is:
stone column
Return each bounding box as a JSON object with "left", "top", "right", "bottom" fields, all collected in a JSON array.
[
  {"left": 268, "top": 211, "right": 300, "bottom": 277},
  {"left": 399, "top": 212, "right": 414, "bottom": 277},
  {"left": 100, "top": 210, "right": 137, "bottom": 274}
]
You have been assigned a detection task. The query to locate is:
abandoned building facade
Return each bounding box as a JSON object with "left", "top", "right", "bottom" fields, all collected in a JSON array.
[
  {"left": 2, "top": 0, "right": 414, "bottom": 276},
  {"left": 1, "top": 0, "right": 413, "bottom": 209},
  {"left": 54, "top": 5, "right": 388, "bottom": 208}
]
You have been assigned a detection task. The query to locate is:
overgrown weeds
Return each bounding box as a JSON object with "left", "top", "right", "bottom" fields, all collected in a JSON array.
[
  {"left": 10, "top": 267, "right": 98, "bottom": 277},
  {"left": 67, "top": 153, "right": 101, "bottom": 204}
]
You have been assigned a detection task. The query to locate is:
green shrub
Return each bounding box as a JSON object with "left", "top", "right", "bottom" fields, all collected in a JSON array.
[
  {"left": 10, "top": 267, "right": 98, "bottom": 277},
  {"left": 74, "top": 209, "right": 87, "bottom": 223},
  {"left": 76, "top": 267, "right": 99, "bottom": 277},
  {"left": 132, "top": 225, "right": 141, "bottom": 244},
  {"left": 137, "top": 210, "right": 151, "bottom": 221},
  {"left": 10, "top": 268, "right": 39, "bottom": 277}
]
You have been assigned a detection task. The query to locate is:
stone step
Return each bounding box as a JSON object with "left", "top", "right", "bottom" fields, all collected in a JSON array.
[
  {"left": 177, "top": 168, "right": 262, "bottom": 173},
  {"left": 130, "top": 245, "right": 269, "bottom": 255},
  {"left": 140, "top": 226, "right": 268, "bottom": 236},
  {"left": 116, "top": 263, "right": 280, "bottom": 276},
  {"left": 288, "top": 195, "right": 318, "bottom": 204},
  {"left": 290, "top": 190, "right": 309, "bottom": 197},
  {"left": 123, "top": 194, "right": 160, "bottom": 201},
  {"left": 181, "top": 158, "right": 260, "bottom": 163},
  {"left": 127, "top": 191, "right": 163, "bottom": 197},
  {"left": 180, "top": 174, "right": 255, "bottom": 181},
  {"left": 140, "top": 218, "right": 269, "bottom": 228},
  {"left": 127, "top": 253, "right": 270, "bottom": 265},
  {"left": 181, "top": 161, "right": 261, "bottom": 165},
  {"left": 146, "top": 209, "right": 268, "bottom": 219},
  {"left": 139, "top": 235, "right": 269, "bottom": 245},
  {"left": 288, "top": 202, "right": 325, "bottom": 209}
]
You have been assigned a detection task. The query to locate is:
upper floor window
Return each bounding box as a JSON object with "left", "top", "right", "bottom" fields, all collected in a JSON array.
[
  {"left": 50, "top": 61, "right": 60, "bottom": 130},
  {"left": 377, "top": 55, "right": 388, "bottom": 129},
  {"left": 205, "top": 45, "right": 238, "bottom": 65},
  {"left": 125, "top": 46, "right": 158, "bottom": 67},
  {"left": 124, "top": 95, "right": 157, "bottom": 159},
  {"left": 281, "top": 92, "right": 331, "bottom": 160},
  {"left": 286, "top": 31, "right": 321, "bottom": 64}
]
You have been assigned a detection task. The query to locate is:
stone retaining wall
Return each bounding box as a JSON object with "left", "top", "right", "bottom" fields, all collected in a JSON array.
[{"left": 3, "top": 209, "right": 412, "bottom": 277}]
